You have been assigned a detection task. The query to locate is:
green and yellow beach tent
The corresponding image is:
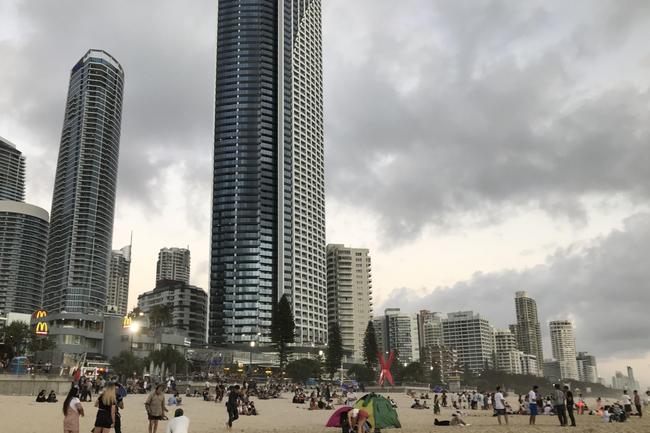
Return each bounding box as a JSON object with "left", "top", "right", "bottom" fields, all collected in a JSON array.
[{"left": 354, "top": 393, "right": 401, "bottom": 429}]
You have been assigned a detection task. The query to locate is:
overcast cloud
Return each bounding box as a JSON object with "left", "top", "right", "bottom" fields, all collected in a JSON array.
[{"left": 1, "top": 0, "right": 650, "bottom": 384}]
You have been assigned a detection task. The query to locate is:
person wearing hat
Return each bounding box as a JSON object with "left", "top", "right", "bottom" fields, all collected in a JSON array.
[{"left": 166, "top": 409, "right": 189, "bottom": 433}]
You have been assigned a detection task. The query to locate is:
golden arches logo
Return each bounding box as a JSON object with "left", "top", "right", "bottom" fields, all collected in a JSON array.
[
  {"left": 123, "top": 316, "right": 132, "bottom": 328},
  {"left": 34, "top": 310, "right": 48, "bottom": 319},
  {"left": 35, "top": 322, "right": 49, "bottom": 336}
]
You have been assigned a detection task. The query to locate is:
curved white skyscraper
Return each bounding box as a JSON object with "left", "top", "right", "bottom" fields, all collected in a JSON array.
[
  {"left": 44, "top": 50, "right": 124, "bottom": 314},
  {"left": 210, "top": 1, "right": 326, "bottom": 345}
]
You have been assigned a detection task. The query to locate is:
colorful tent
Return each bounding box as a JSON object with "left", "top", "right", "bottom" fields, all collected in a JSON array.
[
  {"left": 354, "top": 393, "right": 401, "bottom": 429},
  {"left": 325, "top": 406, "right": 353, "bottom": 427}
]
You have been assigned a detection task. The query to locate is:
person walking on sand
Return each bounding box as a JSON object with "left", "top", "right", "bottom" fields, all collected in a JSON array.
[
  {"left": 63, "top": 386, "right": 85, "bottom": 433},
  {"left": 622, "top": 390, "right": 633, "bottom": 417},
  {"left": 528, "top": 385, "right": 539, "bottom": 425},
  {"left": 564, "top": 386, "right": 576, "bottom": 427},
  {"left": 93, "top": 383, "right": 117, "bottom": 433},
  {"left": 145, "top": 384, "right": 168, "bottom": 433},
  {"left": 494, "top": 386, "right": 508, "bottom": 425},
  {"left": 634, "top": 390, "right": 643, "bottom": 418},
  {"left": 225, "top": 385, "right": 241, "bottom": 429},
  {"left": 553, "top": 384, "right": 567, "bottom": 427}
]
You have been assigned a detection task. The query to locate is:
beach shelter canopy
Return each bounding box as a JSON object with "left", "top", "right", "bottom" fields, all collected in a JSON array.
[
  {"left": 325, "top": 406, "right": 353, "bottom": 427},
  {"left": 354, "top": 393, "right": 401, "bottom": 429}
]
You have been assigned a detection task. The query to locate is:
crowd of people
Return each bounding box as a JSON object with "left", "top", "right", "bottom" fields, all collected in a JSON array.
[{"left": 402, "top": 384, "right": 650, "bottom": 427}]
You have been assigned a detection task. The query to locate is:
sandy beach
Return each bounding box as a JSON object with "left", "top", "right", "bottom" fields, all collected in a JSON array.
[{"left": 2, "top": 391, "right": 646, "bottom": 433}]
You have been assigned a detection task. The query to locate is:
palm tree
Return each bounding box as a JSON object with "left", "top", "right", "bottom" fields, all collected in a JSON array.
[{"left": 148, "top": 304, "right": 173, "bottom": 329}]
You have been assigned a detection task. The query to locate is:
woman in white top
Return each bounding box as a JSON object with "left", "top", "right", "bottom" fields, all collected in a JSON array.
[{"left": 63, "top": 386, "right": 85, "bottom": 433}]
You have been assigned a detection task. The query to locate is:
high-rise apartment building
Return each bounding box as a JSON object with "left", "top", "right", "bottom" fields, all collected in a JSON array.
[
  {"left": 0, "top": 201, "right": 49, "bottom": 314},
  {"left": 576, "top": 351, "right": 598, "bottom": 383},
  {"left": 0, "top": 138, "right": 48, "bottom": 315},
  {"left": 138, "top": 280, "right": 208, "bottom": 347},
  {"left": 373, "top": 309, "right": 420, "bottom": 363},
  {"left": 210, "top": 1, "right": 326, "bottom": 345},
  {"left": 156, "top": 247, "right": 190, "bottom": 284},
  {"left": 106, "top": 245, "right": 132, "bottom": 316},
  {"left": 494, "top": 329, "right": 522, "bottom": 374},
  {"left": 0, "top": 137, "right": 25, "bottom": 201},
  {"left": 417, "top": 310, "right": 444, "bottom": 350},
  {"left": 513, "top": 291, "right": 544, "bottom": 374},
  {"left": 549, "top": 320, "right": 579, "bottom": 380},
  {"left": 326, "top": 244, "right": 372, "bottom": 362},
  {"left": 442, "top": 311, "right": 494, "bottom": 374},
  {"left": 43, "top": 50, "right": 124, "bottom": 314}
]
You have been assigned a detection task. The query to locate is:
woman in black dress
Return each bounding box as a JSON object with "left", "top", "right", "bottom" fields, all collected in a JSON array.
[{"left": 93, "top": 383, "right": 117, "bottom": 433}]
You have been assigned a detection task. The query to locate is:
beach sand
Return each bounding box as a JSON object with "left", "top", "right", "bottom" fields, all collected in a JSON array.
[{"left": 2, "top": 391, "right": 646, "bottom": 433}]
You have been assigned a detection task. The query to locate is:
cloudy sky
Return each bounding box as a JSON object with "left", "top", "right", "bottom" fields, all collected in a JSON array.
[{"left": 2, "top": 0, "right": 649, "bottom": 386}]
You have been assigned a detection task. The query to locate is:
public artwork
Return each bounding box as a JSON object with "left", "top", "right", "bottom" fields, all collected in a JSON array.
[{"left": 377, "top": 350, "right": 395, "bottom": 386}]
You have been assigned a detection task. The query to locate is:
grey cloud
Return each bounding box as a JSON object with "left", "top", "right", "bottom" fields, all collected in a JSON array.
[
  {"left": 378, "top": 213, "right": 650, "bottom": 359},
  {"left": 324, "top": 0, "right": 650, "bottom": 242},
  {"left": 0, "top": 0, "right": 216, "bottom": 213}
]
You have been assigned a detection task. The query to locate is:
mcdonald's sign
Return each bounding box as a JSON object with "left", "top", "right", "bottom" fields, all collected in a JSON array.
[
  {"left": 122, "top": 316, "right": 132, "bottom": 328},
  {"left": 33, "top": 310, "right": 48, "bottom": 319},
  {"left": 35, "top": 322, "right": 49, "bottom": 336}
]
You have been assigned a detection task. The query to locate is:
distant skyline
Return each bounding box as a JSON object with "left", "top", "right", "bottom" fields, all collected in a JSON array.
[{"left": 1, "top": 1, "right": 649, "bottom": 386}]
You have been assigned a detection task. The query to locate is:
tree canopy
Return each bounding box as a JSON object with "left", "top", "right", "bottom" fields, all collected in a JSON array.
[
  {"left": 110, "top": 350, "right": 143, "bottom": 378},
  {"left": 0, "top": 322, "right": 56, "bottom": 359},
  {"left": 347, "top": 364, "right": 375, "bottom": 384},
  {"left": 362, "top": 321, "right": 378, "bottom": 369},
  {"left": 146, "top": 346, "right": 186, "bottom": 374},
  {"left": 271, "top": 294, "right": 294, "bottom": 372},
  {"left": 285, "top": 358, "right": 321, "bottom": 383},
  {"left": 325, "top": 323, "right": 343, "bottom": 378},
  {"left": 148, "top": 304, "right": 173, "bottom": 329}
]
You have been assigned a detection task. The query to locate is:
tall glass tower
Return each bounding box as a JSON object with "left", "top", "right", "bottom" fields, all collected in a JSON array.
[
  {"left": 43, "top": 50, "right": 125, "bottom": 314},
  {"left": 210, "top": 1, "right": 326, "bottom": 345}
]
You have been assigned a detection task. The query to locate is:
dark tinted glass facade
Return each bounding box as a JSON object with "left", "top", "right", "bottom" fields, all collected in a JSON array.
[
  {"left": 44, "top": 50, "right": 124, "bottom": 314},
  {"left": 211, "top": 1, "right": 326, "bottom": 346}
]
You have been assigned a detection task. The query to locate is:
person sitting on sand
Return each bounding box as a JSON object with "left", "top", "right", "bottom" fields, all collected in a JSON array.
[
  {"left": 166, "top": 408, "right": 189, "bottom": 433},
  {"left": 434, "top": 418, "right": 450, "bottom": 426},
  {"left": 387, "top": 396, "right": 397, "bottom": 408},
  {"left": 36, "top": 389, "right": 47, "bottom": 402},
  {"left": 248, "top": 401, "right": 258, "bottom": 416},
  {"left": 450, "top": 412, "right": 469, "bottom": 426},
  {"left": 317, "top": 397, "right": 326, "bottom": 409},
  {"left": 48, "top": 390, "right": 59, "bottom": 403},
  {"left": 309, "top": 397, "right": 318, "bottom": 410}
]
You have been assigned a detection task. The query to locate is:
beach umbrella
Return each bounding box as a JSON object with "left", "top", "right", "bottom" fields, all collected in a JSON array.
[
  {"left": 325, "top": 406, "right": 353, "bottom": 427},
  {"left": 354, "top": 393, "right": 401, "bottom": 429}
]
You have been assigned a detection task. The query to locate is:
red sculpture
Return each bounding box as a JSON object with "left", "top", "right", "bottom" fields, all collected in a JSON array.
[{"left": 377, "top": 350, "right": 395, "bottom": 386}]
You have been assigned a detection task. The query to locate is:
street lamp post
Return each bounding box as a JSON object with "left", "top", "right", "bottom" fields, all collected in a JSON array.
[
  {"left": 249, "top": 341, "right": 256, "bottom": 376},
  {"left": 129, "top": 322, "right": 140, "bottom": 354}
]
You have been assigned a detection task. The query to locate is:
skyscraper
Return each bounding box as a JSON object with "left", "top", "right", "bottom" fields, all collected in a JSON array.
[
  {"left": 549, "top": 320, "right": 579, "bottom": 380},
  {"left": 0, "top": 201, "right": 49, "bottom": 315},
  {"left": 210, "top": 1, "right": 326, "bottom": 345},
  {"left": 442, "top": 311, "right": 494, "bottom": 374},
  {"left": 106, "top": 245, "right": 132, "bottom": 316},
  {"left": 326, "top": 244, "right": 372, "bottom": 362},
  {"left": 0, "top": 137, "right": 26, "bottom": 202},
  {"left": 376, "top": 308, "right": 420, "bottom": 363},
  {"left": 417, "top": 310, "right": 444, "bottom": 350},
  {"left": 0, "top": 139, "right": 49, "bottom": 315},
  {"left": 43, "top": 49, "right": 125, "bottom": 314},
  {"left": 156, "top": 247, "right": 190, "bottom": 284},
  {"left": 513, "top": 291, "right": 544, "bottom": 374}
]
